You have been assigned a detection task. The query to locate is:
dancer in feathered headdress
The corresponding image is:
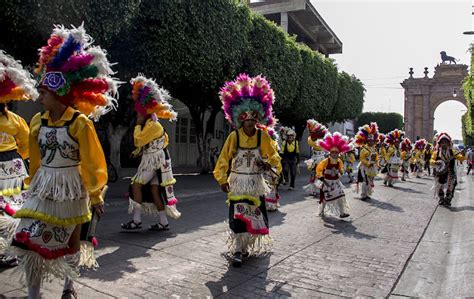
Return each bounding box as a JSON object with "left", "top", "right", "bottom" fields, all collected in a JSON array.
[
  {"left": 430, "top": 132, "right": 465, "bottom": 207},
  {"left": 383, "top": 129, "right": 404, "bottom": 187},
  {"left": 213, "top": 74, "right": 281, "bottom": 267},
  {"left": 279, "top": 126, "right": 299, "bottom": 190},
  {"left": 121, "top": 75, "right": 180, "bottom": 234},
  {"left": 354, "top": 123, "right": 379, "bottom": 200},
  {"left": 258, "top": 124, "right": 282, "bottom": 212},
  {"left": 342, "top": 138, "right": 357, "bottom": 184},
  {"left": 377, "top": 133, "right": 388, "bottom": 169},
  {"left": 400, "top": 138, "right": 412, "bottom": 181},
  {"left": 11, "top": 24, "right": 119, "bottom": 298},
  {"left": 304, "top": 119, "right": 329, "bottom": 196},
  {"left": 413, "top": 139, "right": 427, "bottom": 178},
  {"left": 0, "top": 50, "right": 37, "bottom": 267},
  {"left": 424, "top": 142, "right": 434, "bottom": 176},
  {"left": 315, "top": 132, "right": 352, "bottom": 218}
]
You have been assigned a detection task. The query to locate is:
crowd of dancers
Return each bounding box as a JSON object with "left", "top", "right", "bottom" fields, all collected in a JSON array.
[{"left": 0, "top": 24, "right": 472, "bottom": 298}]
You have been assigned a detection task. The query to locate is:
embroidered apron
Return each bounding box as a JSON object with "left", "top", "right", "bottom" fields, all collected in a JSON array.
[{"left": 228, "top": 131, "right": 269, "bottom": 235}]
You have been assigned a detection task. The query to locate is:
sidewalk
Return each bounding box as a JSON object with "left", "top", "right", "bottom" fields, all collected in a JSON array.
[{"left": 391, "top": 172, "right": 474, "bottom": 297}]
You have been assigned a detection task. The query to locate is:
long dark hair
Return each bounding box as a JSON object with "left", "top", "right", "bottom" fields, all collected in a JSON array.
[{"left": 0, "top": 103, "right": 6, "bottom": 115}]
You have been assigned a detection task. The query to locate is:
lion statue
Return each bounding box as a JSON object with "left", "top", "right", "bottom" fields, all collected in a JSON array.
[{"left": 440, "top": 51, "right": 459, "bottom": 64}]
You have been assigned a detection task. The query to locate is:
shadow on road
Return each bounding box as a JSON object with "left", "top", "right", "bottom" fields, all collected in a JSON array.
[
  {"left": 205, "top": 254, "right": 291, "bottom": 297},
  {"left": 392, "top": 185, "right": 424, "bottom": 194},
  {"left": 448, "top": 206, "right": 474, "bottom": 213},
  {"left": 322, "top": 217, "right": 376, "bottom": 240},
  {"left": 367, "top": 197, "right": 403, "bottom": 213}
]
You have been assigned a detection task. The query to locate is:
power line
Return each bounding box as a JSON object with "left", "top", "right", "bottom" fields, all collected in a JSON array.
[
  {"left": 360, "top": 76, "right": 405, "bottom": 81},
  {"left": 365, "top": 86, "right": 404, "bottom": 89}
]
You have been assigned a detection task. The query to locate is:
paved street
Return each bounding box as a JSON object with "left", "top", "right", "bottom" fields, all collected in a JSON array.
[{"left": 1, "top": 167, "right": 473, "bottom": 298}]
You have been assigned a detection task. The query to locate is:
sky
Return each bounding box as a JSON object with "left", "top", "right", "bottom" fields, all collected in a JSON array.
[{"left": 313, "top": 0, "right": 473, "bottom": 140}]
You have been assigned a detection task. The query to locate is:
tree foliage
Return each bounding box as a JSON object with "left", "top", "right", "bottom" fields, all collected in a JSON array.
[
  {"left": 1, "top": 0, "right": 366, "bottom": 171},
  {"left": 356, "top": 112, "right": 403, "bottom": 134},
  {"left": 462, "top": 45, "right": 474, "bottom": 146}
]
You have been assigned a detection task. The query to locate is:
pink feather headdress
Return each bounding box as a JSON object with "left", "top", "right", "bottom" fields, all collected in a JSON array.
[
  {"left": 219, "top": 73, "right": 275, "bottom": 128},
  {"left": 317, "top": 132, "right": 352, "bottom": 154}
]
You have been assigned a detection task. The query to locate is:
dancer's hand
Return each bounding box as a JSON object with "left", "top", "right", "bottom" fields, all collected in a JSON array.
[
  {"left": 92, "top": 202, "right": 105, "bottom": 217},
  {"left": 220, "top": 183, "right": 230, "bottom": 193}
]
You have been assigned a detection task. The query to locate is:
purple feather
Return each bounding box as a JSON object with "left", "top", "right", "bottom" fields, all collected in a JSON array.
[{"left": 49, "top": 35, "right": 82, "bottom": 70}]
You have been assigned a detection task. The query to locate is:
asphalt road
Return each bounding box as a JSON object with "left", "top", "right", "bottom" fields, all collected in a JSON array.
[{"left": 1, "top": 167, "right": 473, "bottom": 298}]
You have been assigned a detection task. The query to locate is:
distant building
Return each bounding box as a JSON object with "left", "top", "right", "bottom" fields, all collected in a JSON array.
[{"left": 249, "top": 0, "right": 342, "bottom": 56}]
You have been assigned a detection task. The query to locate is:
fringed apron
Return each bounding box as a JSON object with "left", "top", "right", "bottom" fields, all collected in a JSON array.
[
  {"left": 303, "top": 149, "right": 326, "bottom": 194},
  {"left": 357, "top": 147, "right": 378, "bottom": 197},
  {"left": 13, "top": 112, "right": 89, "bottom": 284},
  {"left": 130, "top": 134, "right": 180, "bottom": 219},
  {"left": 226, "top": 130, "right": 272, "bottom": 255},
  {"left": 416, "top": 151, "right": 425, "bottom": 177},
  {"left": 0, "top": 145, "right": 28, "bottom": 253},
  {"left": 386, "top": 148, "right": 402, "bottom": 182},
  {"left": 264, "top": 168, "right": 280, "bottom": 211},
  {"left": 319, "top": 159, "right": 349, "bottom": 216}
]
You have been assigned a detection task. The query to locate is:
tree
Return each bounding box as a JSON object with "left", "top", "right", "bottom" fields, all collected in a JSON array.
[
  {"left": 0, "top": 0, "right": 141, "bottom": 65},
  {"left": 126, "top": 0, "right": 252, "bottom": 173},
  {"left": 356, "top": 112, "right": 403, "bottom": 134},
  {"left": 0, "top": 0, "right": 142, "bottom": 174},
  {"left": 462, "top": 45, "right": 474, "bottom": 146}
]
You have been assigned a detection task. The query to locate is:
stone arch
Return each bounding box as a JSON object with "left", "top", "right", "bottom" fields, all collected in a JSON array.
[{"left": 401, "top": 64, "right": 468, "bottom": 141}]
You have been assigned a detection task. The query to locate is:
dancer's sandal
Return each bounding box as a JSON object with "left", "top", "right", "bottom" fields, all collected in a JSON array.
[
  {"left": 149, "top": 223, "right": 170, "bottom": 232},
  {"left": 121, "top": 220, "right": 142, "bottom": 230}
]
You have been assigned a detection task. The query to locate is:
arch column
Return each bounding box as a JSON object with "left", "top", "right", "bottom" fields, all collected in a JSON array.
[
  {"left": 407, "top": 95, "right": 415, "bottom": 140},
  {"left": 422, "top": 94, "right": 430, "bottom": 139}
]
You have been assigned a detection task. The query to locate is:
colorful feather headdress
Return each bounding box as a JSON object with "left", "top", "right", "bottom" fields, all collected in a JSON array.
[
  {"left": 385, "top": 129, "right": 404, "bottom": 145},
  {"left": 0, "top": 50, "right": 38, "bottom": 103},
  {"left": 435, "top": 132, "right": 452, "bottom": 150},
  {"left": 414, "top": 139, "right": 427, "bottom": 150},
  {"left": 307, "top": 119, "right": 328, "bottom": 140},
  {"left": 378, "top": 133, "right": 386, "bottom": 145},
  {"left": 317, "top": 132, "right": 352, "bottom": 154},
  {"left": 400, "top": 138, "right": 412, "bottom": 152},
  {"left": 219, "top": 73, "right": 275, "bottom": 128},
  {"left": 35, "top": 24, "right": 119, "bottom": 120},
  {"left": 131, "top": 75, "right": 177, "bottom": 121},
  {"left": 257, "top": 124, "right": 279, "bottom": 142},
  {"left": 355, "top": 122, "right": 379, "bottom": 146}
]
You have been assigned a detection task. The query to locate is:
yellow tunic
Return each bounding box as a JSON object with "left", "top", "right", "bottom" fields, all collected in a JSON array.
[
  {"left": 213, "top": 128, "right": 282, "bottom": 186},
  {"left": 28, "top": 107, "right": 107, "bottom": 205},
  {"left": 359, "top": 145, "right": 378, "bottom": 168},
  {"left": 379, "top": 146, "right": 387, "bottom": 160},
  {"left": 415, "top": 150, "right": 424, "bottom": 162},
  {"left": 0, "top": 110, "right": 29, "bottom": 159},
  {"left": 401, "top": 150, "right": 410, "bottom": 161},
  {"left": 134, "top": 118, "right": 166, "bottom": 148},
  {"left": 316, "top": 157, "right": 343, "bottom": 178},
  {"left": 385, "top": 145, "right": 396, "bottom": 162},
  {"left": 430, "top": 150, "right": 466, "bottom": 165},
  {"left": 307, "top": 137, "right": 322, "bottom": 151}
]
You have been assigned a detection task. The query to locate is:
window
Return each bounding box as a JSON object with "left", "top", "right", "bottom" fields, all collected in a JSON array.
[
  {"left": 189, "top": 119, "right": 196, "bottom": 143},
  {"left": 176, "top": 118, "right": 188, "bottom": 144}
]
